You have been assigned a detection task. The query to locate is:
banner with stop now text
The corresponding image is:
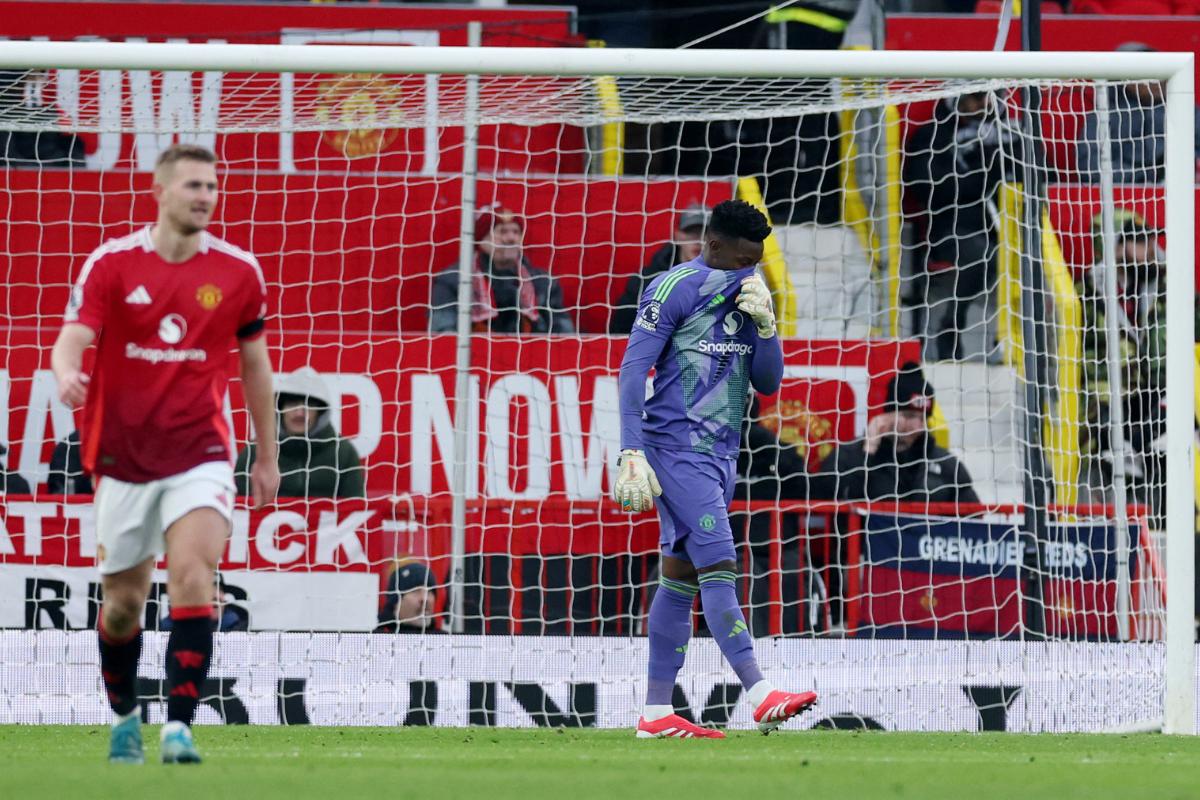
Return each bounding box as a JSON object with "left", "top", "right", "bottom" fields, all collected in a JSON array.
[{"left": 0, "top": 331, "right": 919, "bottom": 498}]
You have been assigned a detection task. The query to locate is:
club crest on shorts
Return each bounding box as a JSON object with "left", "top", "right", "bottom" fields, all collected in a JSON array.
[
  {"left": 636, "top": 300, "right": 662, "bottom": 332},
  {"left": 722, "top": 311, "right": 743, "bottom": 336},
  {"left": 699, "top": 513, "right": 716, "bottom": 531}
]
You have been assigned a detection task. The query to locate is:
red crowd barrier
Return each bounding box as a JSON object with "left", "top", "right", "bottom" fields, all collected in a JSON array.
[{"left": 0, "top": 495, "right": 1159, "bottom": 638}]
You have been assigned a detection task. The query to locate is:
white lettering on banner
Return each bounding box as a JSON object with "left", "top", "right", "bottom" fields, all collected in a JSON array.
[
  {"left": 0, "top": 502, "right": 383, "bottom": 565},
  {"left": 411, "top": 373, "right": 625, "bottom": 500},
  {"left": 554, "top": 376, "right": 619, "bottom": 500},
  {"left": 123, "top": 38, "right": 225, "bottom": 170},
  {"left": 0, "top": 632, "right": 1172, "bottom": 731},
  {"left": 315, "top": 509, "right": 373, "bottom": 565},
  {"left": 61, "top": 503, "right": 97, "bottom": 559},
  {"left": 0, "top": 513, "right": 14, "bottom": 556},
  {"left": 56, "top": 62, "right": 122, "bottom": 171},
  {"left": 486, "top": 374, "right": 552, "bottom": 500},
  {"left": 5, "top": 502, "right": 56, "bottom": 558},
  {"left": 254, "top": 510, "right": 307, "bottom": 565},
  {"left": 409, "top": 373, "right": 479, "bottom": 498},
  {"left": 228, "top": 509, "right": 251, "bottom": 563},
  {"left": 0, "top": 568, "right": 376, "bottom": 631},
  {"left": 18, "top": 371, "right": 74, "bottom": 487},
  {"left": 53, "top": 37, "right": 226, "bottom": 171},
  {"left": 1045, "top": 541, "right": 1090, "bottom": 570},
  {"left": 325, "top": 373, "right": 383, "bottom": 460},
  {"left": 917, "top": 534, "right": 1022, "bottom": 568}
]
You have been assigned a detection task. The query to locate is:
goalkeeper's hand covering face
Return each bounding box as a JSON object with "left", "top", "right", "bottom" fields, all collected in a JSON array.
[{"left": 736, "top": 274, "right": 776, "bottom": 338}]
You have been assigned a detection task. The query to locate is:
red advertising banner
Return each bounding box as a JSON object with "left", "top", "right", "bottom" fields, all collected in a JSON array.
[
  {"left": 0, "top": 1, "right": 584, "bottom": 175},
  {"left": 0, "top": 171, "right": 735, "bottom": 334},
  {"left": 0, "top": 330, "right": 919, "bottom": 498}
]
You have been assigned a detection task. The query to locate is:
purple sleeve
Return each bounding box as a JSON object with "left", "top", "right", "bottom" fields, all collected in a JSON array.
[
  {"left": 749, "top": 334, "right": 784, "bottom": 395},
  {"left": 617, "top": 274, "right": 695, "bottom": 450},
  {"left": 618, "top": 333, "right": 662, "bottom": 450}
]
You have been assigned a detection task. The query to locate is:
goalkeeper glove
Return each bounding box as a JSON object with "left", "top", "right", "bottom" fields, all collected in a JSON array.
[
  {"left": 736, "top": 274, "right": 776, "bottom": 338},
  {"left": 613, "top": 449, "right": 662, "bottom": 513}
]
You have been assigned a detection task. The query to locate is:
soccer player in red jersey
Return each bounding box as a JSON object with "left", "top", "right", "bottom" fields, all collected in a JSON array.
[{"left": 51, "top": 144, "right": 280, "bottom": 764}]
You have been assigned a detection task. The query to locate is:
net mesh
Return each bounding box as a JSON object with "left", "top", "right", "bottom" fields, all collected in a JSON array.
[{"left": 0, "top": 62, "right": 1177, "bottom": 731}]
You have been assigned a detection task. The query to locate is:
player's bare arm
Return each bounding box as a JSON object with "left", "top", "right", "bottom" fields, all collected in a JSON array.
[
  {"left": 239, "top": 335, "right": 280, "bottom": 509},
  {"left": 51, "top": 322, "right": 96, "bottom": 408}
]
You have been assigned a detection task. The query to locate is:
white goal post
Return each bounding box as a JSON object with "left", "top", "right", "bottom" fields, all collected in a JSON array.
[{"left": 0, "top": 40, "right": 1192, "bottom": 733}]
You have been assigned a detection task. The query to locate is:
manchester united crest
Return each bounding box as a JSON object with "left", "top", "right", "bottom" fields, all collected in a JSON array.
[
  {"left": 315, "top": 73, "right": 404, "bottom": 159},
  {"left": 196, "top": 283, "right": 223, "bottom": 311}
]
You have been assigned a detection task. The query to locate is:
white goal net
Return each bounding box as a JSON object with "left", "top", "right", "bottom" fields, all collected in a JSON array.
[{"left": 0, "top": 43, "right": 1192, "bottom": 733}]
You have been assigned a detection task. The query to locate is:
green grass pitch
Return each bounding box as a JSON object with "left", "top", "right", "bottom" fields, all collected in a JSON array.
[{"left": 4, "top": 725, "right": 1200, "bottom": 799}]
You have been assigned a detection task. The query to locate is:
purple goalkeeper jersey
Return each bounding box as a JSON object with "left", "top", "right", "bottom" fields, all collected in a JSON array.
[{"left": 618, "top": 257, "right": 784, "bottom": 459}]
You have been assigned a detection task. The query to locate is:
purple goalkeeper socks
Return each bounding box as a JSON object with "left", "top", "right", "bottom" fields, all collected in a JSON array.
[
  {"left": 646, "top": 576, "right": 698, "bottom": 706},
  {"left": 698, "top": 569, "right": 765, "bottom": 690}
]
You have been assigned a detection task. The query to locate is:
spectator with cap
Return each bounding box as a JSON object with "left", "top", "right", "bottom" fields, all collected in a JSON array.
[
  {"left": 810, "top": 362, "right": 979, "bottom": 507},
  {"left": 1076, "top": 42, "right": 1200, "bottom": 185},
  {"left": 609, "top": 204, "right": 709, "bottom": 333},
  {"left": 375, "top": 557, "right": 441, "bottom": 633},
  {"left": 234, "top": 366, "right": 365, "bottom": 499},
  {"left": 429, "top": 204, "right": 575, "bottom": 334},
  {"left": 0, "top": 443, "right": 30, "bottom": 495}
]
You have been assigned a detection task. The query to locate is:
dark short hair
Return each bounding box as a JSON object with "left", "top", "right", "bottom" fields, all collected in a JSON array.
[
  {"left": 154, "top": 143, "right": 216, "bottom": 177},
  {"left": 709, "top": 199, "right": 771, "bottom": 243}
]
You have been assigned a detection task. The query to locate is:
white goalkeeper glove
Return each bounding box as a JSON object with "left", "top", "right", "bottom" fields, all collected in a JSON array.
[
  {"left": 613, "top": 449, "right": 662, "bottom": 513},
  {"left": 736, "top": 274, "right": 776, "bottom": 338}
]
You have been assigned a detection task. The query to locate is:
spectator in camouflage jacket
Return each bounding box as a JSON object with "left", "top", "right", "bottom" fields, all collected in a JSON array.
[{"left": 1076, "top": 210, "right": 1198, "bottom": 480}]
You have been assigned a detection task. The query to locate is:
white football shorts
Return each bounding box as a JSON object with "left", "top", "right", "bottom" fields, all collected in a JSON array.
[{"left": 94, "top": 461, "right": 236, "bottom": 575}]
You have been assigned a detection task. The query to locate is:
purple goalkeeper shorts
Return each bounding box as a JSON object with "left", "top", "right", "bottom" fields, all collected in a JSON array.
[{"left": 644, "top": 445, "right": 737, "bottom": 569}]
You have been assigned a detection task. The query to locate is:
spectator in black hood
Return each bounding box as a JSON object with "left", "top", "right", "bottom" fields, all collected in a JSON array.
[
  {"left": 810, "top": 363, "right": 980, "bottom": 509},
  {"left": 48, "top": 430, "right": 93, "bottom": 496},
  {"left": 235, "top": 367, "right": 365, "bottom": 499},
  {"left": 0, "top": 443, "right": 30, "bottom": 495}
]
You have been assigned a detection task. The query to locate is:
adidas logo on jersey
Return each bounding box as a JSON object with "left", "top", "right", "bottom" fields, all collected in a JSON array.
[{"left": 125, "top": 286, "right": 152, "bottom": 305}]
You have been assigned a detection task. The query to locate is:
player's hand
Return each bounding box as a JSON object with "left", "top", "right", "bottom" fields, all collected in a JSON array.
[
  {"left": 864, "top": 412, "right": 895, "bottom": 456},
  {"left": 249, "top": 457, "right": 280, "bottom": 510},
  {"left": 56, "top": 369, "right": 90, "bottom": 408},
  {"left": 736, "top": 275, "right": 776, "bottom": 338},
  {"left": 613, "top": 449, "right": 662, "bottom": 513}
]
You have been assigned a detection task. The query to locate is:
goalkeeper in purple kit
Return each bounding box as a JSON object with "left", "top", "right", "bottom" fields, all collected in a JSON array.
[{"left": 614, "top": 199, "right": 817, "bottom": 739}]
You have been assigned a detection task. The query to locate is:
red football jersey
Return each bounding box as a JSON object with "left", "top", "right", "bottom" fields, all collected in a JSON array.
[{"left": 65, "top": 226, "right": 267, "bottom": 483}]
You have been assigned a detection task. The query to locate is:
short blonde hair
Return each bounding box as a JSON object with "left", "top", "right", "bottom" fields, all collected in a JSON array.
[{"left": 154, "top": 143, "right": 216, "bottom": 182}]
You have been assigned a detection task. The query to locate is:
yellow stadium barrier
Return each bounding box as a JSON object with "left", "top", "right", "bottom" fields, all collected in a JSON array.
[
  {"left": 994, "top": 183, "right": 1082, "bottom": 507},
  {"left": 586, "top": 41, "right": 624, "bottom": 177}
]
